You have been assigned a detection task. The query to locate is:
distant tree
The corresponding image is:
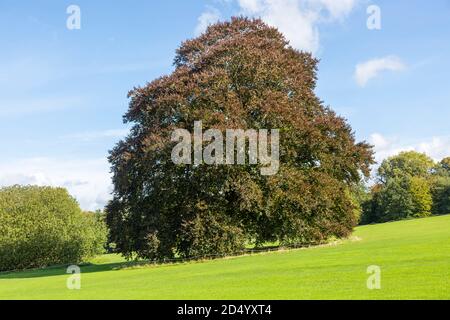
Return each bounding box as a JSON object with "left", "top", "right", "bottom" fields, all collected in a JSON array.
[
  {"left": 378, "top": 151, "right": 435, "bottom": 184},
  {"left": 440, "top": 157, "right": 450, "bottom": 172},
  {"left": 371, "top": 176, "right": 432, "bottom": 222},
  {"left": 377, "top": 177, "right": 414, "bottom": 221},
  {"left": 433, "top": 157, "right": 450, "bottom": 178},
  {"left": 106, "top": 17, "right": 374, "bottom": 260},
  {"left": 362, "top": 151, "right": 438, "bottom": 224},
  {"left": 408, "top": 176, "right": 433, "bottom": 217},
  {"left": 350, "top": 182, "right": 371, "bottom": 224},
  {"left": 430, "top": 176, "right": 450, "bottom": 215},
  {"left": 429, "top": 158, "right": 450, "bottom": 215},
  {"left": 360, "top": 184, "right": 381, "bottom": 225},
  {"left": 362, "top": 152, "right": 450, "bottom": 224}
]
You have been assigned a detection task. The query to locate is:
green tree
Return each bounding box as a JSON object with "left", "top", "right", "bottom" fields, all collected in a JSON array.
[
  {"left": 367, "top": 176, "right": 432, "bottom": 223},
  {"left": 359, "top": 184, "right": 380, "bottom": 225},
  {"left": 378, "top": 151, "right": 435, "bottom": 184},
  {"left": 0, "top": 185, "right": 107, "bottom": 271},
  {"left": 363, "top": 152, "right": 450, "bottom": 223},
  {"left": 106, "top": 18, "right": 374, "bottom": 260},
  {"left": 430, "top": 176, "right": 450, "bottom": 215},
  {"left": 409, "top": 176, "right": 433, "bottom": 217},
  {"left": 432, "top": 157, "right": 450, "bottom": 178},
  {"left": 430, "top": 158, "right": 450, "bottom": 215},
  {"left": 349, "top": 182, "right": 371, "bottom": 224},
  {"left": 377, "top": 177, "right": 414, "bottom": 221},
  {"left": 362, "top": 151, "right": 434, "bottom": 223},
  {"left": 440, "top": 157, "right": 450, "bottom": 172}
]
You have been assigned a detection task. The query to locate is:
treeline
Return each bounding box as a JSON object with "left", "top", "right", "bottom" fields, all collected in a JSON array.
[
  {"left": 359, "top": 151, "right": 450, "bottom": 224},
  {"left": 0, "top": 186, "right": 107, "bottom": 272}
]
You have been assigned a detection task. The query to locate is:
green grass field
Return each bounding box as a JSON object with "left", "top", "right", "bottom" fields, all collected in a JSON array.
[{"left": 1, "top": 215, "right": 449, "bottom": 300}]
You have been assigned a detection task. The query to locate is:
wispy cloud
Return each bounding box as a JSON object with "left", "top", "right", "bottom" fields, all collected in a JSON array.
[
  {"left": 355, "top": 56, "right": 406, "bottom": 87},
  {"left": 369, "top": 133, "right": 450, "bottom": 164},
  {"left": 310, "top": 0, "right": 358, "bottom": 20},
  {"left": 195, "top": 7, "right": 222, "bottom": 36},
  {"left": 197, "top": 0, "right": 359, "bottom": 54},
  {"left": 0, "top": 157, "right": 112, "bottom": 211}
]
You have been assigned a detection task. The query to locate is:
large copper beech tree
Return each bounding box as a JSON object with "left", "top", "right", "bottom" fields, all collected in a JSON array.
[{"left": 106, "top": 18, "right": 374, "bottom": 260}]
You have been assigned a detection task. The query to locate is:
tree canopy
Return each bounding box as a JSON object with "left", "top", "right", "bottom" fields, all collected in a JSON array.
[
  {"left": 378, "top": 151, "right": 434, "bottom": 183},
  {"left": 106, "top": 17, "right": 374, "bottom": 260},
  {"left": 437, "top": 157, "right": 450, "bottom": 175}
]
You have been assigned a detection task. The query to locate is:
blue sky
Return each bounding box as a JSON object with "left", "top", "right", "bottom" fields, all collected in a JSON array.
[{"left": 1, "top": 0, "right": 449, "bottom": 209}]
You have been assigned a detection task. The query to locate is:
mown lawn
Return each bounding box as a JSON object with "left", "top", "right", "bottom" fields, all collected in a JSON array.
[{"left": 1, "top": 215, "right": 449, "bottom": 299}]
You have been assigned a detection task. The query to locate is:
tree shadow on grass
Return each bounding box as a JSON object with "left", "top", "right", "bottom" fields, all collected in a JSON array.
[
  {"left": 0, "top": 245, "right": 290, "bottom": 279},
  {"left": 0, "top": 260, "right": 145, "bottom": 279}
]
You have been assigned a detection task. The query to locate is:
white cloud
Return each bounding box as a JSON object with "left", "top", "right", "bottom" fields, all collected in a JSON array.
[
  {"left": 310, "top": 0, "right": 356, "bottom": 20},
  {"left": 369, "top": 133, "right": 450, "bottom": 164},
  {"left": 0, "top": 128, "right": 131, "bottom": 209},
  {"left": 0, "top": 157, "right": 112, "bottom": 211},
  {"left": 238, "top": 0, "right": 320, "bottom": 53},
  {"left": 238, "top": 0, "right": 262, "bottom": 13},
  {"left": 197, "top": 0, "right": 358, "bottom": 54},
  {"left": 355, "top": 56, "right": 406, "bottom": 87},
  {"left": 195, "top": 7, "right": 222, "bottom": 36},
  {"left": 416, "top": 137, "right": 450, "bottom": 161}
]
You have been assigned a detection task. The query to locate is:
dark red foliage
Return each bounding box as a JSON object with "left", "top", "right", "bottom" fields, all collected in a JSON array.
[{"left": 106, "top": 17, "right": 374, "bottom": 259}]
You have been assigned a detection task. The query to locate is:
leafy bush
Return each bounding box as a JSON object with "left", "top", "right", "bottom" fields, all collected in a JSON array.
[{"left": 0, "top": 185, "right": 107, "bottom": 271}]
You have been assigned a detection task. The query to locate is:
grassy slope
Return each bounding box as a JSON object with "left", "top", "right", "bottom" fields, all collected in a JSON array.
[{"left": 1, "top": 215, "right": 449, "bottom": 300}]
